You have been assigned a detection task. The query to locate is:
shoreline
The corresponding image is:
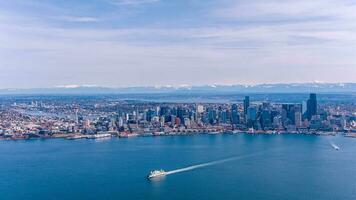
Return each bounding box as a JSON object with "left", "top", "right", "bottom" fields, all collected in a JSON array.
[{"left": 1, "top": 130, "right": 353, "bottom": 141}]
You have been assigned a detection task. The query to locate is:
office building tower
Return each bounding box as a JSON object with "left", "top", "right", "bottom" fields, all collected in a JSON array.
[
  {"left": 177, "top": 107, "right": 186, "bottom": 123},
  {"left": 302, "top": 101, "right": 307, "bottom": 116},
  {"left": 295, "top": 112, "right": 302, "bottom": 127},
  {"left": 220, "top": 110, "right": 228, "bottom": 124},
  {"left": 282, "top": 104, "right": 302, "bottom": 125},
  {"left": 197, "top": 105, "right": 204, "bottom": 113},
  {"left": 207, "top": 108, "right": 217, "bottom": 124},
  {"left": 247, "top": 107, "right": 257, "bottom": 121},
  {"left": 243, "top": 96, "right": 250, "bottom": 116},
  {"left": 260, "top": 109, "right": 272, "bottom": 129},
  {"left": 231, "top": 104, "right": 239, "bottom": 124},
  {"left": 307, "top": 93, "right": 317, "bottom": 120}
]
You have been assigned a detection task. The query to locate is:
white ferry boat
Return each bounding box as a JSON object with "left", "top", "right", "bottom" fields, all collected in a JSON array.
[
  {"left": 332, "top": 144, "right": 340, "bottom": 150},
  {"left": 147, "top": 170, "right": 166, "bottom": 179}
]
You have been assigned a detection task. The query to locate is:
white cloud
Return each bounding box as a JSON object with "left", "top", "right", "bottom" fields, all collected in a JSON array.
[
  {"left": 110, "top": 0, "right": 160, "bottom": 6},
  {"left": 57, "top": 16, "right": 99, "bottom": 23},
  {"left": 0, "top": 0, "right": 355, "bottom": 88},
  {"left": 214, "top": 0, "right": 356, "bottom": 20}
]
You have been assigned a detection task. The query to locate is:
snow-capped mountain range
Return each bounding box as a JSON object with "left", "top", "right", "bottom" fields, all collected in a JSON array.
[{"left": 1, "top": 83, "right": 356, "bottom": 94}]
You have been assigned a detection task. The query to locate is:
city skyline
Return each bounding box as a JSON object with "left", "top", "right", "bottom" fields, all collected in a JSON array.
[
  {"left": 2, "top": 92, "right": 354, "bottom": 140},
  {"left": 1, "top": 0, "right": 356, "bottom": 88}
]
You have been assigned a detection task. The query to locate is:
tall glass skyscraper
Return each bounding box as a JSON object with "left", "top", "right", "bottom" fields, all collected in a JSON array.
[
  {"left": 307, "top": 93, "right": 317, "bottom": 120},
  {"left": 243, "top": 96, "right": 250, "bottom": 116},
  {"left": 231, "top": 104, "right": 239, "bottom": 124}
]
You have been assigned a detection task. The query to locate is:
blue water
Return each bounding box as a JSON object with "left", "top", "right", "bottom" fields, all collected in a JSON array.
[{"left": 1, "top": 134, "right": 355, "bottom": 200}]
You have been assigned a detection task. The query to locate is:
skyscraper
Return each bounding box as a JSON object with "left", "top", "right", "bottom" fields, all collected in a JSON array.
[
  {"left": 282, "top": 104, "right": 302, "bottom": 125},
  {"left": 197, "top": 105, "right": 204, "bottom": 113},
  {"left": 295, "top": 112, "right": 302, "bottom": 127},
  {"left": 74, "top": 109, "right": 79, "bottom": 124},
  {"left": 177, "top": 107, "right": 185, "bottom": 123},
  {"left": 231, "top": 104, "right": 239, "bottom": 124},
  {"left": 207, "top": 108, "right": 217, "bottom": 124},
  {"left": 247, "top": 107, "right": 257, "bottom": 121},
  {"left": 243, "top": 96, "right": 250, "bottom": 116},
  {"left": 307, "top": 93, "right": 317, "bottom": 120},
  {"left": 260, "top": 109, "right": 272, "bottom": 129},
  {"left": 246, "top": 106, "right": 257, "bottom": 128},
  {"left": 302, "top": 101, "right": 307, "bottom": 116},
  {"left": 220, "top": 110, "right": 228, "bottom": 124}
]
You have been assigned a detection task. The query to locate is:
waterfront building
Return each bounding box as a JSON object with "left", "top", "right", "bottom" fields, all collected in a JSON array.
[
  {"left": 184, "top": 118, "right": 191, "bottom": 127},
  {"left": 2, "top": 92, "right": 354, "bottom": 139},
  {"left": 295, "top": 112, "right": 302, "bottom": 127},
  {"left": 273, "top": 116, "right": 282, "bottom": 128}
]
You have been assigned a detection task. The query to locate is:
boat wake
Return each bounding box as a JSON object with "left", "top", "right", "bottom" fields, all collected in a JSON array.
[
  {"left": 331, "top": 143, "right": 340, "bottom": 150},
  {"left": 327, "top": 137, "right": 340, "bottom": 150},
  {"left": 165, "top": 152, "right": 261, "bottom": 176}
]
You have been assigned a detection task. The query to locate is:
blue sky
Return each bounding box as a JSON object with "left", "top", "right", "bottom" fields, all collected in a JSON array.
[{"left": 0, "top": 0, "right": 355, "bottom": 88}]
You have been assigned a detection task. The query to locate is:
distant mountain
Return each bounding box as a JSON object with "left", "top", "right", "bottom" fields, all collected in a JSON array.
[{"left": 1, "top": 83, "right": 356, "bottom": 94}]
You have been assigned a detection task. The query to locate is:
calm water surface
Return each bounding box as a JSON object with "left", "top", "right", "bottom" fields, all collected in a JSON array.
[{"left": 0, "top": 134, "right": 355, "bottom": 200}]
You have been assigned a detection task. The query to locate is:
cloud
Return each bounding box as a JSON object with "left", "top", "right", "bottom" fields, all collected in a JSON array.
[
  {"left": 57, "top": 16, "right": 99, "bottom": 23},
  {"left": 214, "top": 0, "right": 356, "bottom": 21},
  {"left": 0, "top": 0, "right": 355, "bottom": 88},
  {"left": 110, "top": 0, "right": 160, "bottom": 6}
]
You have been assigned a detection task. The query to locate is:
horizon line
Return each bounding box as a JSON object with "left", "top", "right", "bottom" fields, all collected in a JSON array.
[{"left": 1, "top": 82, "right": 356, "bottom": 90}]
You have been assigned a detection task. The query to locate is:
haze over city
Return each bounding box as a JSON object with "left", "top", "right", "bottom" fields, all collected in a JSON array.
[{"left": 1, "top": 0, "right": 356, "bottom": 88}]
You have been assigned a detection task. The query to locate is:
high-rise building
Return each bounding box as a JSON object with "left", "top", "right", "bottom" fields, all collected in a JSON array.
[
  {"left": 184, "top": 118, "right": 191, "bottom": 127},
  {"left": 118, "top": 117, "right": 123, "bottom": 127},
  {"left": 220, "top": 110, "right": 228, "bottom": 124},
  {"left": 243, "top": 96, "right": 250, "bottom": 116},
  {"left": 273, "top": 116, "right": 282, "bottom": 128},
  {"left": 159, "top": 106, "right": 170, "bottom": 117},
  {"left": 75, "top": 109, "right": 79, "bottom": 124},
  {"left": 156, "top": 106, "right": 160, "bottom": 116},
  {"left": 231, "top": 104, "right": 239, "bottom": 124},
  {"left": 246, "top": 106, "right": 257, "bottom": 128},
  {"left": 282, "top": 104, "right": 302, "bottom": 125},
  {"left": 197, "top": 105, "right": 204, "bottom": 113},
  {"left": 247, "top": 107, "right": 257, "bottom": 121},
  {"left": 146, "top": 109, "right": 155, "bottom": 122},
  {"left": 260, "top": 109, "right": 272, "bottom": 129},
  {"left": 207, "top": 108, "right": 217, "bottom": 124},
  {"left": 307, "top": 93, "right": 317, "bottom": 120},
  {"left": 231, "top": 104, "right": 238, "bottom": 111},
  {"left": 83, "top": 119, "right": 91, "bottom": 128},
  {"left": 302, "top": 101, "right": 307, "bottom": 116},
  {"left": 177, "top": 107, "right": 186, "bottom": 123},
  {"left": 295, "top": 112, "right": 302, "bottom": 127}
]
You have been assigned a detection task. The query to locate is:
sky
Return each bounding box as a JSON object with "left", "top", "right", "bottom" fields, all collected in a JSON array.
[{"left": 0, "top": 0, "right": 355, "bottom": 88}]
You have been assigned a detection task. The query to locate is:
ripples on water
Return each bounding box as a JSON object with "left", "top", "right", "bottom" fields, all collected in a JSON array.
[{"left": 0, "top": 134, "right": 355, "bottom": 200}]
